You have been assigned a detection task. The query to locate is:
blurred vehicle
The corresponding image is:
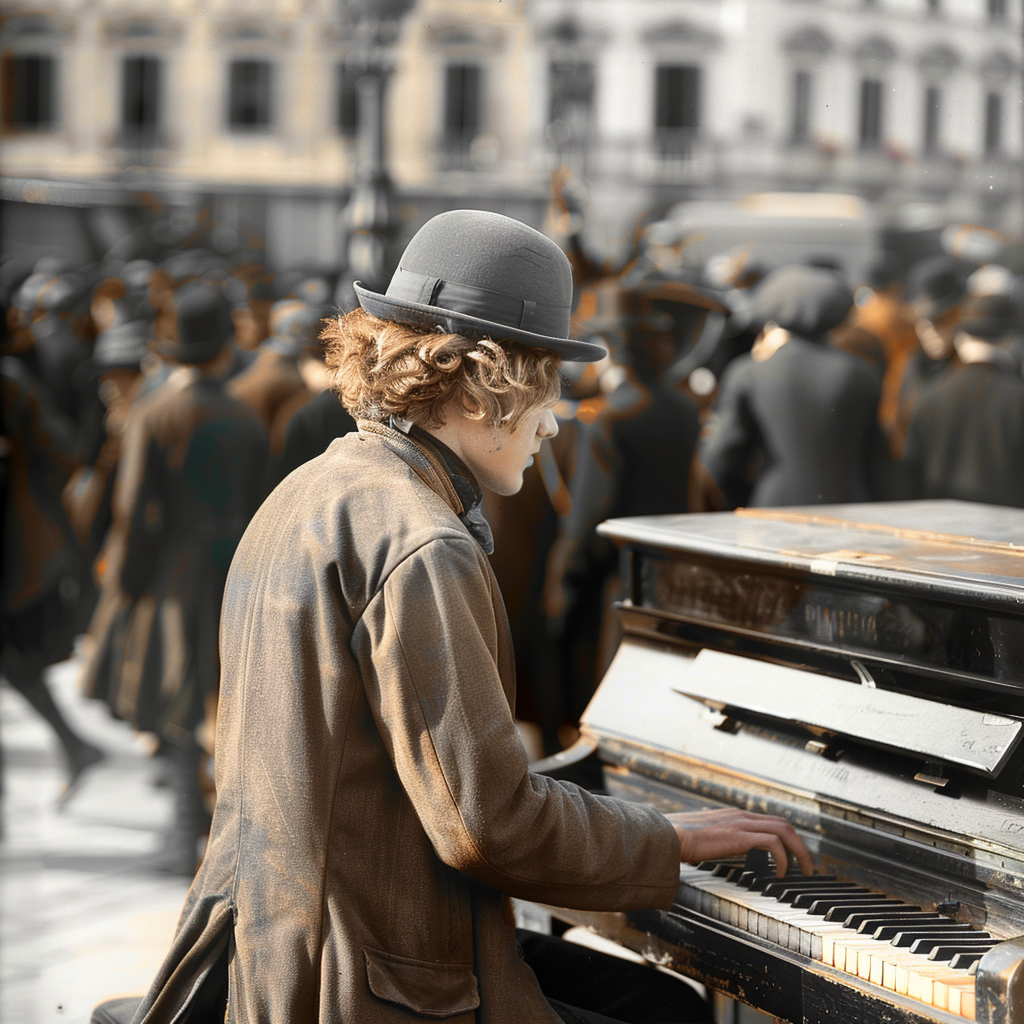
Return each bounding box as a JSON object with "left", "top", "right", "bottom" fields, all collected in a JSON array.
[{"left": 645, "top": 192, "right": 882, "bottom": 286}]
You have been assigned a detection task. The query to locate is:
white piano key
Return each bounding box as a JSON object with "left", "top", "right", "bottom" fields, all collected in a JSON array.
[{"left": 677, "top": 867, "right": 980, "bottom": 1019}]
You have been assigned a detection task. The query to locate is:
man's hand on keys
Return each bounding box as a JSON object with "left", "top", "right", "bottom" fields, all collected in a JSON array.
[{"left": 666, "top": 808, "right": 813, "bottom": 877}]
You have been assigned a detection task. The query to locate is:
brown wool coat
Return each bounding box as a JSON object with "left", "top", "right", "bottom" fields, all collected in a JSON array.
[{"left": 133, "top": 421, "right": 680, "bottom": 1024}]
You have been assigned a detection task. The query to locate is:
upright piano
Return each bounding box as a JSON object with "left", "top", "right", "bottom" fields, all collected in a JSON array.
[{"left": 538, "top": 501, "right": 1024, "bottom": 1024}]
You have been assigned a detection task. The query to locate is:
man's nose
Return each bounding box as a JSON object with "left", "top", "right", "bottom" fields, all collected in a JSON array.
[{"left": 539, "top": 408, "right": 558, "bottom": 439}]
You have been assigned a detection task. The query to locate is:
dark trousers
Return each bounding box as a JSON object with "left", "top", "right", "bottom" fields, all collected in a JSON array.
[{"left": 517, "top": 929, "right": 714, "bottom": 1024}]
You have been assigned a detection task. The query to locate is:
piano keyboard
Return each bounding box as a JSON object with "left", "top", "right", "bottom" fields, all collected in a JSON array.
[{"left": 677, "top": 860, "right": 997, "bottom": 1020}]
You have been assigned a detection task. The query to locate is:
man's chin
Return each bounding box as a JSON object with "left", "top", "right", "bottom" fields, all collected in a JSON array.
[{"left": 484, "top": 473, "right": 524, "bottom": 497}]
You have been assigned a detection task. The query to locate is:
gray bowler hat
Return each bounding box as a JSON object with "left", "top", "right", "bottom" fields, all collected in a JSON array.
[{"left": 354, "top": 209, "right": 604, "bottom": 362}]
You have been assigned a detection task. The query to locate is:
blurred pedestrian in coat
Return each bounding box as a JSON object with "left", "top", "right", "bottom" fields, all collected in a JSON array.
[
  {"left": 76, "top": 321, "right": 154, "bottom": 713},
  {"left": 903, "top": 293, "right": 1024, "bottom": 507},
  {"left": 545, "top": 274, "right": 724, "bottom": 730},
  {"left": 849, "top": 260, "right": 928, "bottom": 438},
  {"left": 97, "top": 282, "right": 268, "bottom": 874},
  {"left": 1, "top": 317, "right": 103, "bottom": 803},
  {"left": 228, "top": 298, "right": 328, "bottom": 458},
  {"left": 272, "top": 377, "right": 357, "bottom": 486},
  {"left": 699, "top": 265, "right": 889, "bottom": 507},
  {"left": 65, "top": 320, "right": 152, "bottom": 561},
  {"left": 891, "top": 254, "right": 971, "bottom": 456}
]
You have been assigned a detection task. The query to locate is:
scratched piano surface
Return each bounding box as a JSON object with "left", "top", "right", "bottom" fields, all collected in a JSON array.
[{"left": 537, "top": 500, "right": 1024, "bottom": 1024}]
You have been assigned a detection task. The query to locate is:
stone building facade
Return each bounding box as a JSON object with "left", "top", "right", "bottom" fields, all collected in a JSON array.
[{"left": 1, "top": 0, "right": 1021, "bottom": 271}]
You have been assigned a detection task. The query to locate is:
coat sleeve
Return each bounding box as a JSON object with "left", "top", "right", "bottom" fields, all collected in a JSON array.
[{"left": 356, "top": 534, "right": 680, "bottom": 912}]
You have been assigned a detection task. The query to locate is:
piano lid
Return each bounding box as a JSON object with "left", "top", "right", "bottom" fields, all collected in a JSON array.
[{"left": 598, "top": 501, "right": 1024, "bottom": 609}]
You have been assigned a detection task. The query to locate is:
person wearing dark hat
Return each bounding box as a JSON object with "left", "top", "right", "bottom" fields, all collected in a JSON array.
[
  {"left": 698, "top": 264, "right": 890, "bottom": 507},
  {"left": 8, "top": 271, "right": 95, "bottom": 428},
  {"left": 902, "top": 292, "right": 1024, "bottom": 506},
  {"left": 92, "top": 281, "right": 268, "bottom": 876},
  {"left": 228, "top": 298, "right": 330, "bottom": 461},
  {"left": 543, "top": 273, "right": 725, "bottom": 741},
  {"left": 838, "top": 257, "right": 920, "bottom": 440},
  {"left": 64, "top": 320, "right": 152, "bottom": 558},
  {"left": 70, "top": 321, "right": 153, "bottom": 723},
  {"left": 891, "top": 253, "right": 972, "bottom": 456},
  {"left": 225, "top": 271, "right": 275, "bottom": 351},
  {"left": 105, "top": 210, "right": 809, "bottom": 1024}
]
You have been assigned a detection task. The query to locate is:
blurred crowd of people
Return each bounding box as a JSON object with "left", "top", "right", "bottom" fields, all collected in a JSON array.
[
  {"left": 493, "top": 186, "right": 1024, "bottom": 763},
  {"left": 1, "top": 248, "right": 353, "bottom": 873},
  {"left": 2, "top": 195, "right": 1023, "bottom": 877}
]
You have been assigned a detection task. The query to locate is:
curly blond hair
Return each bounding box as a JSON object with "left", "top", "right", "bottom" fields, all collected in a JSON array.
[{"left": 321, "top": 308, "right": 562, "bottom": 429}]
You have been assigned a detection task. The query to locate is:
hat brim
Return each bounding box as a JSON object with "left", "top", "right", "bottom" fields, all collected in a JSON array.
[{"left": 353, "top": 281, "right": 606, "bottom": 362}]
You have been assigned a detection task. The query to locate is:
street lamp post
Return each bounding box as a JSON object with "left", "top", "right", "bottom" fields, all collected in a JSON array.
[{"left": 337, "top": 0, "right": 415, "bottom": 305}]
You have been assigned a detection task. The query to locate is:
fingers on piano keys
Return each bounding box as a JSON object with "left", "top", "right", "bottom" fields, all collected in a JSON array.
[{"left": 679, "top": 861, "right": 995, "bottom": 1020}]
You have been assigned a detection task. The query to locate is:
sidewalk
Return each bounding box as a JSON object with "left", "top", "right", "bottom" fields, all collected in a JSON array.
[{"left": 1, "top": 654, "right": 190, "bottom": 1024}]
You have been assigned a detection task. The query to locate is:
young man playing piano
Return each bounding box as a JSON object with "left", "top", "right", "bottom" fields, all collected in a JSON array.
[{"left": 106, "top": 211, "right": 810, "bottom": 1024}]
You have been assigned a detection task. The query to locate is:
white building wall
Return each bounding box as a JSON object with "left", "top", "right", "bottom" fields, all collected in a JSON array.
[{"left": 1, "top": 0, "right": 1021, "bottom": 263}]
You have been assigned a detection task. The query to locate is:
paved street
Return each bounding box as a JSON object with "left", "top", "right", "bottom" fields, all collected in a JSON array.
[{"left": 1, "top": 654, "right": 190, "bottom": 1024}]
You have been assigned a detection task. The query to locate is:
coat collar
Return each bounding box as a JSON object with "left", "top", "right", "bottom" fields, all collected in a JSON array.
[{"left": 356, "top": 419, "right": 494, "bottom": 554}]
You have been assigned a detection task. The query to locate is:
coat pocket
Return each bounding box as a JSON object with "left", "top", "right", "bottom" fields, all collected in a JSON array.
[{"left": 362, "top": 945, "right": 480, "bottom": 1019}]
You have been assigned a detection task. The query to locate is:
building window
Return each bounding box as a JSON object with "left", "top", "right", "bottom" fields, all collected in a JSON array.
[
  {"left": 923, "top": 85, "right": 941, "bottom": 155},
  {"left": 122, "top": 56, "right": 161, "bottom": 139},
  {"left": 988, "top": 0, "right": 1008, "bottom": 20},
  {"left": 655, "top": 63, "right": 701, "bottom": 156},
  {"left": 984, "top": 91, "right": 1003, "bottom": 155},
  {"left": 228, "top": 59, "right": 273, "bottom": 131},
  {"left": 791, "top": 69, "right": 812, "bottom": 144},
  {"left": 1, "top": 53, "right": 56, "bottom": 130},
  {"left": 858, "top": 77, "right": 884, "bottom": 149},
  {"left": 547, "top": 59, "right": 594, "bottom": 149},
  {"left": 443, "top": 62, "right": 482, "bottom": 152}
]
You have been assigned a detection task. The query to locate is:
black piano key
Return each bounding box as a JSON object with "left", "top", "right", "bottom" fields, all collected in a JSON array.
[
  {"left": 911, "top": 935, "right": 993, "bottom": 955},
  {"left": 767, "top": 882, "right": 858, "bottom": 901},
  {"left": 710, "top": 863, "right": 745, "bottom": 880},
  {"left": 861, "top": 914, "right": 951, "bottom": 936},
  {"left": 892, "top": 927, "right": 978, "bottom": 947},
  {"left": 839, "top": 906, "right": 922, "bottom": 928},
  {"left": 743, "top": 849, "right": 771, "bottom": 876},
  {"left": 747, "top": 875, "right": 784, "bottom": 893},
  {"left": 927, "top": 942, "right": 997, "bottom": 963},
  {"left": 802, "top": 894, "right": 884, "bottom": 914},
  {"left": 762, "top": 879, "right": 855, "bottom": 898},
  {"left": 791, "top": 888, "right": 872, "bottom": 908},
  {"left": 950, "top": 952, "right": 987, "bottom": 971},
  {"left": 825, "top": 902, "right": 905, "bottom": 924}
]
